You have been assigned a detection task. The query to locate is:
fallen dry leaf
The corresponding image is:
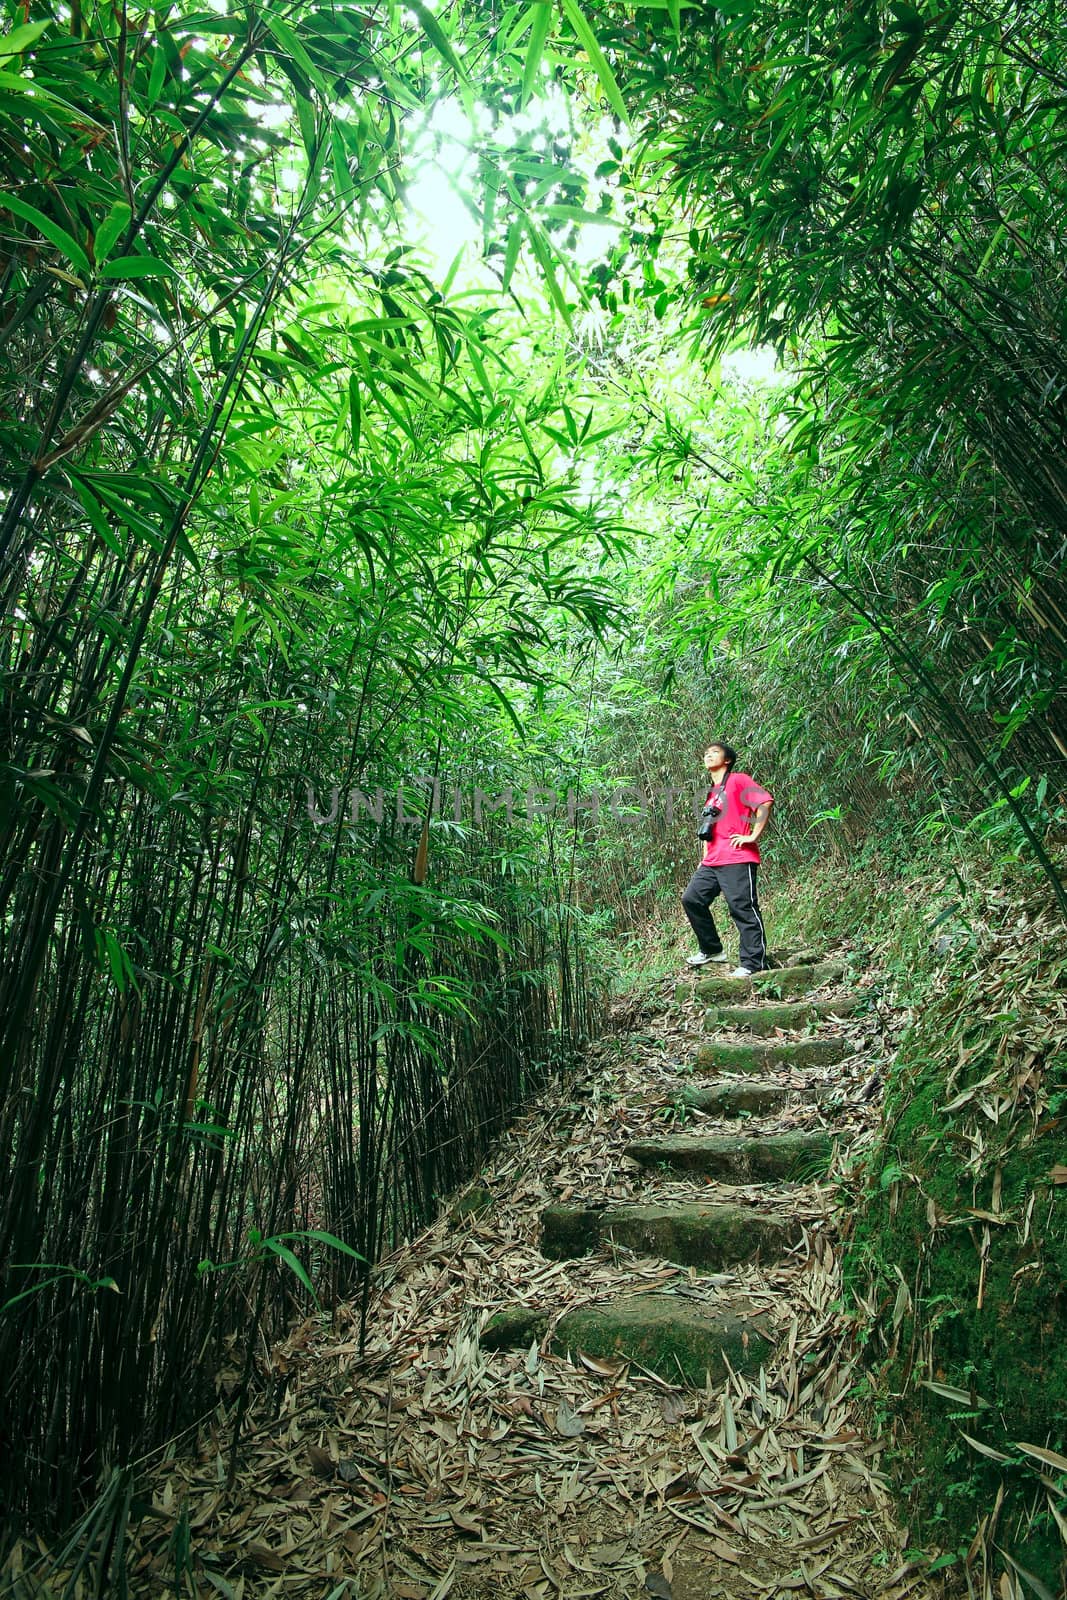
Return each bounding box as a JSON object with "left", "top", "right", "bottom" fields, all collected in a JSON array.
[
  {"left": 448, "top": 1508, "right": 484, "bottom": 1537},
  {"left": 1014, "top": 1440, "right": 1067, "bottom": 1473},
  {"left": 554, "top": 1397, "right": 585, "bottom": 1437},
  {"left": 305, "top": 1444, "right": 333, "bottom": 1478},
  {"left": 49, "top": 949, "right": 951, "bottom": 1600}
]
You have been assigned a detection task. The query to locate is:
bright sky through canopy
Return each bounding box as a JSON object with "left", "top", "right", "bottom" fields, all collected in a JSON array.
[{"left": 405, "top": 90, "right": 621, "bottom": 287}]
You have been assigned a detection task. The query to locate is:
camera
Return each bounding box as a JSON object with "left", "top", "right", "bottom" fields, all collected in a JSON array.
[{"left": 696, "top": 800, "right": 721, "bottom": 841}]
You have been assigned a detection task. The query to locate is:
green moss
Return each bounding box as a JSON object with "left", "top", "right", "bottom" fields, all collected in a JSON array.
[
  {"left": 628, "top": 1130, "right": 833, "bottom": 1183},
  {"left": 447, "top": 1184, "right": 494, "bottom": 1224},
  {"left": 480, "top": 1295, "right": 774, "bottom": 1386},
  {"left": 541, "top": 1200, "right": 800, "bottom": 1268},
  {"left": 694, "top": 960, "right": 846, "bottom": 1004},
  {"left": 680, "top": 1081, "right": 798, "bottom": 1117},
  {"left": 759, "top": 851, "right": 1067, "bottom": 1588},
  {"left": 540, "top": 1204, "right": 604, "bottom": 1257},
  {"left": 709, "top": 1000, "right": 818, "bottom": 1034},
  {"left": 481, "top": 1307, "right": 549, "bottom": 1349},
  {"left": 556, "top": 1295, "right": 772, "bottom": 1386},
  {"left": 694, "top": 1036, "right": 847, "bottom": 1073}
]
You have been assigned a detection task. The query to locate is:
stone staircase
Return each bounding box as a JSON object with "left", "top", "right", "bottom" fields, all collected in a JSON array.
[{"left": 482, "top": 947, "right": 862, "bottom": 1386}]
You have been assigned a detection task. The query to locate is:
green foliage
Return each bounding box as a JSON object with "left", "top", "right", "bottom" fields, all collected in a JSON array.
[
  {"left": 0, "top": 0, "right": 630, "bottom": 1529},
  {"left": 2, "top": 0, "right": 1066, "bottom": 1579},
  {"left": 573, "top": 0, "right": 1067, "bottom": 907}
]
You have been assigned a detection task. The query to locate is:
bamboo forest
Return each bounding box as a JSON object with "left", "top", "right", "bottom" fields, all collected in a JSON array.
[{"left": 0, "top": 0, "right": 1064, "bottom": 1594}]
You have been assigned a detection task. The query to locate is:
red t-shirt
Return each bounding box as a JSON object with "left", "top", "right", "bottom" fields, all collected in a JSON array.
[{"left": 700, "top": 771, "right": 774, "bottom": 867}]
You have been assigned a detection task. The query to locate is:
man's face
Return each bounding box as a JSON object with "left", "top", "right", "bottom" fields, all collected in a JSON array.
[{"left": 704, "top": 745, "right": 726, "bottom": 771}]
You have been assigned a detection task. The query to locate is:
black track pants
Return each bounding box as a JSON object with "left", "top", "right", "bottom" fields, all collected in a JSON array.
[{"left": 681, "top": 863, "right": 768, "bottom": 972}]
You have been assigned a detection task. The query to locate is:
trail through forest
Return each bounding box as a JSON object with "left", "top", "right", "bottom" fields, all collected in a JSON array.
[
  {"left": 114, "top": 946, "right": 940, "bottom": 1600},
  {"left": 2, "top": 1, "right": 1065, "bottom": 1588}
]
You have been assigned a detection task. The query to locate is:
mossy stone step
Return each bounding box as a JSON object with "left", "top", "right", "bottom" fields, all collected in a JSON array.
[
  {"left": 705, "top": 995, "right": 863, "bottom": 1036},
  {"left": 481, "top": 1294, "right": 772, "bottom": 1385},
  {"left": 770, "top": 947, "right": 823, "bottom": 968},
  {"left": 628, "top": 1129, "right": 834, "bottom": 1183},
  {"left": 675, "top": 949, "right": 821, "bottom": 1001},
  {"left": 693, "top": 1035, "right": 848, "bottom": 1075},
  {"left": 679, "top": 1080, "right": 828, "bottom": 1117},
  {"left": 693, "top": 959, "right": 845, "bottom": 1003},
  {"left": 540, "top": 1200, "right": 801, "bottom": 1267}
]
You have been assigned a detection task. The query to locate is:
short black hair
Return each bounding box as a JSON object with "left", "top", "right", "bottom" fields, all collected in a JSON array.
[{"left": 707, "top": 741, "right": 737, "bottom": 770}]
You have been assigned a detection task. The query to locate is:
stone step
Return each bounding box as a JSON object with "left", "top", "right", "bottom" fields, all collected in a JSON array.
[
  {"left": 540, "top": 1200, "right": 801, "bottom": 1268},
  {"left": 705, "top": 995, "right": 864, "bottom": 1036},
  {"left": 692, "top": 1035, "right": 849, "bottom": 1075},
  {"left": 481, "top": 1294, "right": 773, "bottom": 1385},
  {"left": 693, "top": 959, "right": 845, "bottom": 1003},
  {"left": 627, "top": 1130, "right": 834, "bottom": 1183},
  {"left": 679, "top": 1080, "right": 829, "bottom": 1117},
  {"left": 771, "top": 947, "right": 823, "bottom": 967}
]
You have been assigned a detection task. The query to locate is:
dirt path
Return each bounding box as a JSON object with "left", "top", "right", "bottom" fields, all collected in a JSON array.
[{"left": 122, "top": 949, "right": 939, "bottom": 1599}]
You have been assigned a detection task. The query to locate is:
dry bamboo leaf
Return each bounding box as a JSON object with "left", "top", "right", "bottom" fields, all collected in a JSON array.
[
  {"left": 722, "top": 1393, "right": 738, "bottom": 1452},
  {"left": 1045, "top": 1490, "right": 1067, "bottom": 1543},
  {"left": 789, "top": 1516, "right": 860, "bottom": 1552},
  {"left": 106, "top": 954, "right": 933, "bottom": 1600},
  {"left": 659, "top": 1393, "right": 689, "bottom": 1424},
  {"left": 448, "top": 1508, "right": 484, "bottom": 1536},
  {"left": 999, "top": 1551, "right": 1056, "bottom": 1600},
  {"left": 306, "top": 1445, "right": 334, "bottom": 1478},
  {"left": 552, "top": 1398, "right": 586, "bottom": 1438},
  {"left": 959, "top": 1432, "right": 1010, "bottom": 1463},
  {"left": 578, "top": 1353, "right": 623, "bottom": 1377},
  {"left": 917, "top": 1378, "right": 990, "bottom": 1408},
  {"left": 1013, "top": 1441, "right": 1067, "bottom": 1473}
]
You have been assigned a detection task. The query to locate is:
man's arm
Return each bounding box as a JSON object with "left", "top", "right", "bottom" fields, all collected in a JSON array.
[{"left": 730, "top": 798, "right": 773, "bottom": 848}]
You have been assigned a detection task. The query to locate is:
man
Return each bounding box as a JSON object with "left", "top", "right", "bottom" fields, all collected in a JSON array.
[{"left": 681, "top": 742, "right": 774, "bottom": 976}]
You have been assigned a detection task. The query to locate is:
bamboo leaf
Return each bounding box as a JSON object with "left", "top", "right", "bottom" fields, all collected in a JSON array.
[
  {"left": 0, "top": 20, "right": 51, "bottom": 56},
  {"left": 146, "top": 43, "right": 167, "bottom": 107},
  {"left": 277, "top": 1229, "right": 367, "bottom": 1263},
  {"left": 99, "top": 253, "right": 178, "bottom": 280},
  {"left": 543, "top": 203, "right": 618, "bottom": 229},
  {"left": 348, "top": 374, "right": 362, "bottom": 452},
  {"left": 94, "top": 201, "right": 132, "bottom": 265},
  {"left": 260, "top": 11, "right": 327, "bottom": 94},
  {"left": 1014, "top": 1441, "right": 1067, "bottom": 1474},
  {"left": 261, "top": 1238, "right": 318, "bottom": 1302},
  {"left": 958, "top": 1431, "right": 1010, "bottom": 1463},
  {"left": 559, "top": 0, "right": 628, "bottom": 122},
  {"left": 522, "top": 2, "right": 553, "bottom": 107},
  {"left": 525, "top": 221, "right": 573, "bottom": 326},
  {"left": 408, "top": 0, "right": 469, "bottom": 85},
  {"left": 917, "top": 1379, "right": 990, "bottom": 1408},
  {"left": 502, "top": 216, "right": 524, "bottom": 290},
  {"left": 331, "top": 124, "right": 354, "bottom": 203},
  {"left": 0, "top": 190, "right": 91, "bottom": 278}
]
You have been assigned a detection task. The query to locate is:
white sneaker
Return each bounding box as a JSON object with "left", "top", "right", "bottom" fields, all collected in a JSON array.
[
  {"left": 729, "top": 966, "right": 756, "bottom": 979},
  {"left": 686, "top": 951, "right": 728, "bottom": 967}
]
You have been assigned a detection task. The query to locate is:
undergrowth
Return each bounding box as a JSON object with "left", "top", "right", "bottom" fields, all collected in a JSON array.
[{"left": 772, "top": 836, "right": 1067, "bottom": 1594}]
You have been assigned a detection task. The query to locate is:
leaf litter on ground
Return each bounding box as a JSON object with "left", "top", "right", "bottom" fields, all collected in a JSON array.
[{"left": 70, "top": 953, "right": 943, "bottom": 1598}]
